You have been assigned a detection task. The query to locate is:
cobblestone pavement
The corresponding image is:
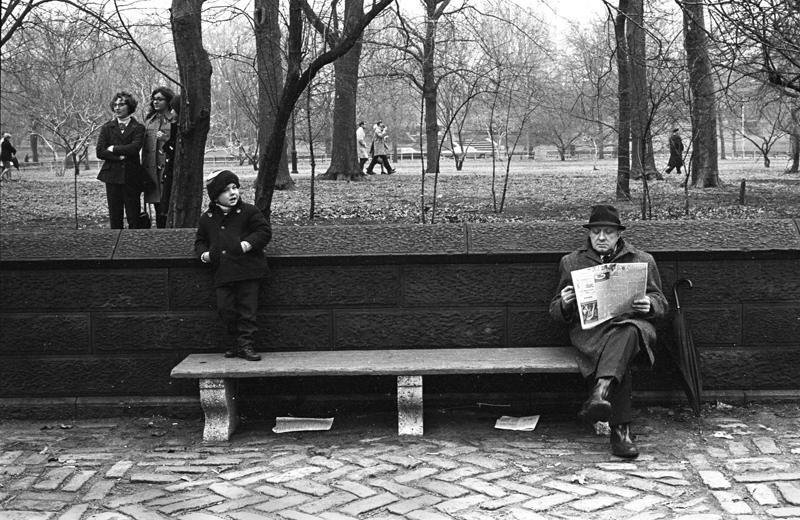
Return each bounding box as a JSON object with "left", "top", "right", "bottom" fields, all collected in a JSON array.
[{"left": 1, "top": 402, "right": 799, "bottom": 520}]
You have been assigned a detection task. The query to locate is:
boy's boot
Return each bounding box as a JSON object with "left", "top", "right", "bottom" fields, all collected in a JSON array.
[
  {"left": 238, "top": 345, "right": 261, "bottom": 361},
  {"left": 611, "top": 423, "right": 639, "bottom": 458},
  {"left": 578, "top": 377, "right": 613, "bottom": 423}
]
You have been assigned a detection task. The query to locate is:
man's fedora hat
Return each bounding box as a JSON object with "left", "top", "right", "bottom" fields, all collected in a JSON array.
[{"left": 582, "top": 204, "right": 626, "bottom": 230}]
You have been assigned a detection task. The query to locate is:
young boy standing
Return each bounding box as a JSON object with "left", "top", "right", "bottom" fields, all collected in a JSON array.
[{"left": 195, "top": 170, "right": 271, "bottom": 361}]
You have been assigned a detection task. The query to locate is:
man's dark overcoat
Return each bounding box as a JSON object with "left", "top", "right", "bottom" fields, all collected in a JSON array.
[
  {"left": 667, "top": 132, "right": 684, "bottom": 168},
  {"left": 549, "top": 237, "right": 669, "bottom": 377},
  {"left": 95, "top": 118, "right": 146, "bottom": 185}
]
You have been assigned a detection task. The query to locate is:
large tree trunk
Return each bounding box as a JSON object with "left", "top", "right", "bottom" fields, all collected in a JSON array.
[
  {"left": 786, "top": 107, "right": 799, "bottom": 173},
  {"left": 255, "top": 0, "right": 294, "bottom": 192},
  {"left": 615, "top": 0, "right": 631, "bottom": 200},
  {"left": 422, "top": 0, "right": 439, "bottom": 174},
  {"left": 319, "top": 0, "right": 364, "bottom": 181},
  {"left": 169, "top": 0, "right": 212, "bottom": 228},
  {"left": 682, "top": 0, "right": 720, "bottom": 187}
]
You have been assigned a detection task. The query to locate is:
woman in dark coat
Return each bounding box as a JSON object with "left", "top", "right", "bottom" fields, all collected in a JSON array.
[
  {"left": 665, "top": 128, "right": 684, "bottom": 174},
  {"left": 96, "top": 91, "right": 146, "bottom": 229},
  {"left": 550, "top": 205, "right": 668, "bottom": 459},
  {"left": 141, "top": 86, "right": 176, "bottom": 228}
]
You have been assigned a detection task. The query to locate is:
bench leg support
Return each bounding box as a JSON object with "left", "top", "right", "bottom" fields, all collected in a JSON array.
[
  {"left": 199, "top": 378, "right": 238, "bottom": 442},
  {"left": 397, "top": 375, "right": 423, "bottom": 436}
]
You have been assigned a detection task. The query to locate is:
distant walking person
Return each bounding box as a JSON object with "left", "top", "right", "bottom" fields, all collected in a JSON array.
[
  {"left": 96, "top": 91, "right": 146, "bottom": 229},
  {"left": 356, "top": 121, "right": 369, "bottom": 173},
  {"left": 141, "top": 86, "right": 177, "bottom": 228},
  {"left": 665, "top": 128, "right": 684, "bottom": 175},
  {"left": 1, "top": 133, "right": 17, "bottom": 181},
  {"left": 365, "top": 120, "right": 395, "bottom": 175}
]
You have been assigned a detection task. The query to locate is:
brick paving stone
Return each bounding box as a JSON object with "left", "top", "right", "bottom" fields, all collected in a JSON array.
[
  {"left": 254, "top": 493, "right": 313, "bottom": 513},
  {"left": 494, "top": 479, "right": 550, "bottom": 497},
  {"left": 275, "top": 510, "right": 322, "bottom": 520},
  {"left": 457, "top": 454, "right": 506, "bottom": 470},
  {"left": 7, "top": 475, "right": 38, "bottom": 491},
  {"left": 178, "top": 513, "right": 227, "bottom": 520},
  {"left": 57, "top": 503, "right": 89, "bottom": 520},
  {"left": 338, "top": 492, "right": 398, "bottom": 516},
  {"left": 61, "top": 470, "right": 95, "bottom": 492},
  {"left": 219, "top": 466, "right": 272, "bottom": 481},
  {"left": 706, "top": 446, "right": 729, "bottom": 458},
  {"left": 459, "top": 477, "right": 507, "bottom": 497},
  {"left": 734, "top": 472, "right": 800, "bottom": 483},
  {"left": 307, "top": 456, "right": 345, "bottom": 470},
  {"left": 753, "top": 437, "right": 781, "bottom": 454},
  {"left": 207, "top": 495, "right": 273, "bottom": 513},
  {"left": 129, "top": 472, "right": 182, "bottom": 484},
  {"left": 0, "top": 512, "right": 53, "bottom": 520},
  {"left": 22, "top": 453, "right": 49, "bottom": 465},
  {"left": 318, "top": 513, "right": 359, "bottom": 520},
  {"left": 569, "top": 494, "right": 623, "bottom": 512},
  {"left": 688, "top": 454, "right": 712, "bottom": 470},
  {"left": 282, "top": 478, "right": 333, "bottom": 496},
  {"left": 776, "top": 482, "right": 800, "bottom": 505},
  {"left": 159, "top": 495, "right": 227, "bottom": 515},
  {"left": 314, "top": 464, "right": 360, "bottom": 483},
  {"left": 368, "top": 478, "right": 422, "bottom": 499},
  {"left": 165, "top": 478, "right": 219, "bottom": 492},
  {"left": 627, "top": 513, "right": 668, "bottom": 520},
  {"left": 580, "top": 468, "right": 625, "bottom": 482},
  {"left": 105, "top": 489, "right": 168, "bottom": 507},
  {"left": 386, "top": 495, "right": 442, "bottom": 515},
  {"left": 726, "top": 441, "right": 751, "bottom": 457},
  {"left": 347, "top": 463, "right": 396, "bottom": 481},
  {"left": 435, "top": 494, "right": 486, "bottom": 513},
  {"left": 416, "top": 479, "right": 469, "bottom": 498},
  {"left": 625, "top": 477, "right": 687, "bottom": 498},
  {"left": 624, "top": 494, "right": 665, "bottom": 511},
  {"left": 252, "top": 484, "right": 290, "bottom": 497},
  {"left": 263, "top": 467, "right": 322, "bottom": 483},
  {"left": 699, "top": 470, "right": 731, "bottom": 489},
  {"left": 505, "top": 507, "right": 550, "bottom": 519},
  {"left": 671, "top": 515, "right": 722, "bottom": 520},
  {"left": 33, "top": 467, "right": 75, "bottom": 490},
  {"left": 434, "top": 466, "right": 481, "bottom": 482},
  {"left": 418, "top": 456, "right": 460, "bottom": 470},
  {"left": 630, "top": 470, "right": 685, "bottom": 480},
  {"left": 5, "top": 499, "right": 68, "bottom": 511},
  {"left": 234, "top": 471, "right": 280, "bottom": 486},
  {"left": 378, "top": 454, "right": 421, "bottom": 468},
  {"left": 523, "top": 492, "right": 577, "bottom": 511},
  {"left": 712, "top": 491, "right": 753, "bottom": 515},
  {"left": 725, "top": 457, "right": 789, "bottom": 473},
  {"left": 0, "top": 450, "right": 24, "bottom": 465},
  {"left": 105, "top": 460, "right": 134, "bottom": 478},
  {"left": 267, "top": 453, "right": 307, "bottom": 467},
  {"left": 405, "top": 509, "right": 453, "bottom": 520},
  {"left": 596, "top": 462, "right": 638, "bottom": 471},
  {"left": 393, "top": 467, "right": 440, "bottom": 484},
  {"left": 478, "top": 493, "right": 528, "bottom": 510},
  {"left": 1, "top": 465, "right": 25, "bottom": 477},
  {"left": 478, "top": 468, "right": 517, "bottom": 481},
  {"left": 332, "top": 480, "right": 377, "bottom": 498},
  {"left": 542, "top": 479, "right": 597, "bottom": 496},
  {"left": 227, "top": 512, "right": 277, "bottom": 520},
  {"left": 208, "top": 481, "right": 252, "bottom": 499},
  {"left": 297, "top": 491, "right": 359, "bottom": 514},
  {"left": 765, "top": 507, "right": 800, "bottom": 518},
  {"left": 83, "top": 479, "right": 116, "bottom": 501},
  {"left": 587, "top": 483, "right": 640, "bottom": 498},
  {"left": 746, "top": 483, "right": 779, "bottom": 505},
  {"left": 145, "top": 490, "right": 206, "bottom": 507}
]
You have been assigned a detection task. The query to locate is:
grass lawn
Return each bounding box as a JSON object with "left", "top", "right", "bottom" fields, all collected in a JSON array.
[{"left": 1, "top": 157, "right": 798, "bottom": 231}]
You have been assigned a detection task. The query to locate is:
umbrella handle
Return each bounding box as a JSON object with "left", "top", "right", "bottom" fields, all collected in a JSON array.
[{"left": 673, "top": 278, "right": 693, "bottom": 309}]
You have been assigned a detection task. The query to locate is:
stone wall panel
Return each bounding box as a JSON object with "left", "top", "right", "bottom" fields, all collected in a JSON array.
[
  {"left": 675, "top": 260, "right": 800, "bottom": 303},
  {"left": 0, "top": 313, "right": 89, "bottom": 355},
  {"left": 742, "top": 304, "right": 800, "bottom": 345},
  {"left": 507, "top": 308, "right": 571, "bottom": 346},
  {"left": 335, "top": 309, "right": 505, "bottom": 349}
]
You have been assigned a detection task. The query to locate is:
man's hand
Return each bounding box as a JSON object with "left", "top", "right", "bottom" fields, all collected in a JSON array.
[
  {"left": 632, "top": 296, "right": 651, "bottom": 315},
  {"left": 560, "top": 285, "right": 576, "bottom": 309}
]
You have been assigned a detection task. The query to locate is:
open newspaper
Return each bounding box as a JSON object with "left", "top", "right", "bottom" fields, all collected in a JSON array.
[{"left": 570, "top": 262, "right": 648, "bottom": 330}]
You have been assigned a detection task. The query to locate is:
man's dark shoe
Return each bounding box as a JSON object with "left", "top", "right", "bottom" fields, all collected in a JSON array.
[
  {"left": 237, "top": 345, "right": 261, "bottom": 361},
  {"left": 366, "top": 170, "right": 375, "bottom": 175},
  {"left": 610, "top": 423, "right": 639, "bottom": 458},
  {"left": 578, "top": 377, "right": 613, "bottom": 423}
]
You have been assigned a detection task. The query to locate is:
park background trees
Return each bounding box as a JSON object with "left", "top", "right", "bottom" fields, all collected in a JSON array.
[{"left": 1, "top": 0, "right": 798, "bottom": 225}]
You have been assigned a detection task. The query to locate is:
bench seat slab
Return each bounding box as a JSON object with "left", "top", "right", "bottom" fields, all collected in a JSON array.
[
  {"left": 397, "top": 376, "right": 423, "bottom": 436},
  {"left": 199, "top": 378, "right": 238, "bottom": 442}
]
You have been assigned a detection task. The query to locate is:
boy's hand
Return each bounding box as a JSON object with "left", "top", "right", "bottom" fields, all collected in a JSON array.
[
  {"left": 200, "top": 252, "right": 210, "bottom": 263},
  {"left": 240, "top": 241, "right": 252, "bottom": 253}
]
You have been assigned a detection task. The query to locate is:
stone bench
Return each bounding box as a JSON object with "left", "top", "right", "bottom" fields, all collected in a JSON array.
[{"left": 170, "top": 347, "right": 580, "bottom": 441}]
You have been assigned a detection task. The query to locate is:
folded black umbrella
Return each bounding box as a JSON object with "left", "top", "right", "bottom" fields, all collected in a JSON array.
[{"left": 670, "top": 278, "right": 703, "bottom": 415}]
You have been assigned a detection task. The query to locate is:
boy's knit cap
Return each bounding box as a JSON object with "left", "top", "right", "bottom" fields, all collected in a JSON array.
[{"left": 205, "top": 169, "right": 240, "bottom": 201}]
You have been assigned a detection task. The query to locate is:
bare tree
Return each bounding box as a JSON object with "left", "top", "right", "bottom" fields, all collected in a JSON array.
[{"left": 680, "top": 0, "right": 720, "bottom": 187}]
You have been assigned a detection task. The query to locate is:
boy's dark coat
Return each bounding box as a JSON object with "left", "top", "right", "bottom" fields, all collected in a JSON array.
[{"left": 195, "top": 201, "right": 271, "bottom": 287}]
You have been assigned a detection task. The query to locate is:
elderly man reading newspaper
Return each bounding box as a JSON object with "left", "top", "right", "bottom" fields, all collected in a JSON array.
[{"left": 549, "top": 205, "right": 668, "bottom": 458}]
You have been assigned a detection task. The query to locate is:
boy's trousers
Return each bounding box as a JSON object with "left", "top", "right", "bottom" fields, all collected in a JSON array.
[{"left": 216, "top": 279, "right": 260, "bottom": 349}]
